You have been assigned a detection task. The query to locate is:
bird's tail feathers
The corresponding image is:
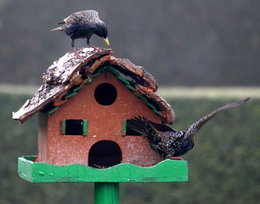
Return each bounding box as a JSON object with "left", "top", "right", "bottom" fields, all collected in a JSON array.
[
  {"left": 51, "top": 26, "right": 64, "bottom": 31},
  {"left": 184, "top": 97, "right": 251, "bottom": 139},
  {"left": 57, "top": 21, "right": 66, "bottom": 25},
  {"left": 126, "top": 117, "right": 158, "bottom": 138}
]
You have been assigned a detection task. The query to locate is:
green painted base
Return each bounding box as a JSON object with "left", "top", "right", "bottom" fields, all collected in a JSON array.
[{"left": 18, "top": 156, "right": 188, "bottom": 183}]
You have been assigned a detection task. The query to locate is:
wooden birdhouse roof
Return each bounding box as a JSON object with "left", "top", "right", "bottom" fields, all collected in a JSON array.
[{"left": 12, "top": 48, "right": 175, "bottom": 124}]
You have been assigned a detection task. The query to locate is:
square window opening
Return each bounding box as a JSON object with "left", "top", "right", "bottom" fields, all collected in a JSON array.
[{"left": 61, "top": 119, "right": 88, "bottom": 135}]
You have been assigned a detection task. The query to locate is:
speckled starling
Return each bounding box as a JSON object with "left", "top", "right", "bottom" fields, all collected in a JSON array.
[
  {"left": 127, "top": 98, "right": 250, "bottom": 159},
  {"left": 51, "top": 10, "right": 110, "bottom": 49}
]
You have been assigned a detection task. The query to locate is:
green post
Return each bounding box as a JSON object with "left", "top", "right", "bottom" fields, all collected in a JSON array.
[{"left": 94, "top": 182, "right": 119, "bottom": 204}]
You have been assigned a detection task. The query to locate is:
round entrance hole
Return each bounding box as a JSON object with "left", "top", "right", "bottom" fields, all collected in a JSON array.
[
  {"left": 88, "top": 140, "right": 122, "bottom": 168},
  {"left": 94, "top": 83, "right": 117, "bottom": 106}
]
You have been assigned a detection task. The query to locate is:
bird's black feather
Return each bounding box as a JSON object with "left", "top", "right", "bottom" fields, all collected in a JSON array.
[
  {"left": 127, "top": 98, "right": 250, "bottom": 158},
  {"left": 52, "top": 10, "right": 109, "bottom": 48}
]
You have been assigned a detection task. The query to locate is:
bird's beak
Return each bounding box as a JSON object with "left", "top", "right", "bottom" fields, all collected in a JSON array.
[{"left": 104, "top": 38, "right": 110, "bottom": 46}]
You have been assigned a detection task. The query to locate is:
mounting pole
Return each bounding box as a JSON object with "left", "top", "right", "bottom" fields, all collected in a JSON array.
[{"left": 94, "top": 182, "right": 119, "bottom": 204}]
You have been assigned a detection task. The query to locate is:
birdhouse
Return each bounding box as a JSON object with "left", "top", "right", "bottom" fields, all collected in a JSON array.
[{"left": 14, "top": 48, "right": 187, "bottom": 184}]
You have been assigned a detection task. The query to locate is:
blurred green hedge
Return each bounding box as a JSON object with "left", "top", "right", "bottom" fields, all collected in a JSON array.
[{"left": 1, "top": 94, "right": 259, "bottom": 204}]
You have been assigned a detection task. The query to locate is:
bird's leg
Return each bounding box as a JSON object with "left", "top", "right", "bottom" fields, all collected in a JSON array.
[
  {"left": 87, "top": 39, "right": 99, "bottom": 50},
  {"left": 71, "top": 39, "right": 75, "bottom": 48},
  {"left": 70, "top": 39, "right": 81, "bottom": 57}
]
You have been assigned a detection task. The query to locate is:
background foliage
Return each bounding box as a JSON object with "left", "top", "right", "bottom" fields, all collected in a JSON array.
[
  {"left": 1, "top": 93, "right": 259, "bottom": 204},
  {"left": 0, "top": 0, "right": 259, "bottom": 86}
]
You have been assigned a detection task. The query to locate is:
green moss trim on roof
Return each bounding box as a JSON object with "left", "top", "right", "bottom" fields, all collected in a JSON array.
[
  {"left": 47, "top": 107, "right": 59, "bottom": 115},
  {"left": 43, "top": 66, "right": 162, "bottom": 116},
  {"left": 13, "top": 49, "right": 174, "bottom": 124}
]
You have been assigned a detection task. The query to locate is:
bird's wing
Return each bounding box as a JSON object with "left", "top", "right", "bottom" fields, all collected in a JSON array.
[
  {"left": 128, "top": 116, "right": 178, "bottom": 138},
  {"left": 82, "top": 10, "right": 100, "bottom": 22},
  {"left": 149, "top": 120, "right": 175, "bottom": 132},
  {"left": 60, "top": 10, "right": 101, "bottom": 25},
  {"left": 63, "top": 14, "right": 77, "bottom": 24},
  {"left": 126, "top": 117, "right": 163, "bottom": 143},
  {"left": 63, "top": 11, "right": 83, "bottom": 24},
  {"left": 184, "top": 97, "right": 251, "bottom": 139},
  {"left": 164, "top": 130, "right": 184, "bottom": 141}
]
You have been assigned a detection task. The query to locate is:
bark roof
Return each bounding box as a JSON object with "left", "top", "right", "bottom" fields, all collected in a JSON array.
[{"left": 13, "top": 48, "right": 175, "bottom": 124}]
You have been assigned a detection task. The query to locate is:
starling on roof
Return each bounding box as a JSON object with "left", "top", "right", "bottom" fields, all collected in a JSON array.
[
  {"left": 51, "top": 10, "right": 110, "bottom": 49},
  {"left": 127, "top": 98, "right": 250, "bottom": 159}
]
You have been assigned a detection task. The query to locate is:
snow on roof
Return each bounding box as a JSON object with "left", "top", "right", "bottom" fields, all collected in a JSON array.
[{"left": 13, "top": 48, "right": 174, "bottom": 124}]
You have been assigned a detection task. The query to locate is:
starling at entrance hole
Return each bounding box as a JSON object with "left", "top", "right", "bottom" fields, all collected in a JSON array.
[
  {"left": 127, "top": 98, "right": 250, "bottom": 159},
  {"left": 51, "top": 10, "right": 110, "bottom": 49}
]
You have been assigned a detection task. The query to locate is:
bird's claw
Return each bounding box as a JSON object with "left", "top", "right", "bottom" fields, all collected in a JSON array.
[
  {"left": 88, "top": 44, "right": 103, "bottom": 52},
  {"left": 72, "top": 48, "right": 83, "bottom": 58},
  {"left": 168, "top": 157, "right": 184, "bottom": 160}
]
